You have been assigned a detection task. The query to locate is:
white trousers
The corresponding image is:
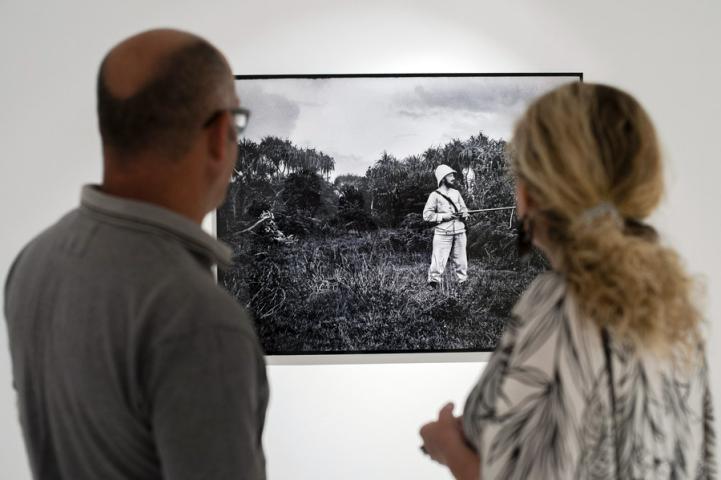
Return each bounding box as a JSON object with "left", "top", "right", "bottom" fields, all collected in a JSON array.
[{"left": 427, "top": 232, "right": 468, "bottom": 284}]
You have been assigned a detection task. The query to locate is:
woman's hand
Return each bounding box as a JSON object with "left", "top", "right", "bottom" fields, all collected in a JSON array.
[{"left": 419, "top": 403, "right": 480, "bottom": 480}]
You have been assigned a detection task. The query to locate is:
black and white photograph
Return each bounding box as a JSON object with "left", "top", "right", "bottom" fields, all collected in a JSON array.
[{"left": 217, "top": 73, "right": 580, "bottom": 355}]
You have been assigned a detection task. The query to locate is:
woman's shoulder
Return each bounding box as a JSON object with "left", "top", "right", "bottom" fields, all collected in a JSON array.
[{"left": 512, "top": 271, "right": 568, "bottom": 324}]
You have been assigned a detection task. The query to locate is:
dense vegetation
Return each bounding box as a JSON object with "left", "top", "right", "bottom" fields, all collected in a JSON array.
[{"left": 217, "top": 133, "right": 547, "bottom": 353}]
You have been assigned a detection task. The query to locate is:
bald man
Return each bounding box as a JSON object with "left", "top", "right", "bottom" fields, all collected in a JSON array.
[{"left": 4, "top": 30, "right": 268, "bottom": 480}]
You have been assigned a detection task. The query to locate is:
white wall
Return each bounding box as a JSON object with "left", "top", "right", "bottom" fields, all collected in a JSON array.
[{"left": 1, "top": 0, "right": 719, "bottom": 478}]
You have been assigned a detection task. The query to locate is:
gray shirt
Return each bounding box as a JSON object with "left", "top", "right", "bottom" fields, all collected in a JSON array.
[{"left": 4, "top": 185, "right": 268, "bottom": 480}]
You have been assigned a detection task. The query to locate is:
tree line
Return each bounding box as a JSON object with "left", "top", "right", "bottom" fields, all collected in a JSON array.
[{"left": 220, "top": 132, "right": 515, "bottom": 236}]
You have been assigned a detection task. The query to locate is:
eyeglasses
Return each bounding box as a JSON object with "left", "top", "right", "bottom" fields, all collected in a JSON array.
[{"left": 203, "top": 107, "right": 251, "bottom": 142}]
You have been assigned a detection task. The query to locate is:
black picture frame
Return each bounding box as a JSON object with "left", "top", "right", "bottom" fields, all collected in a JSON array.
[{"left": 217, "top": 72, "right": 582, "bottom": 356}]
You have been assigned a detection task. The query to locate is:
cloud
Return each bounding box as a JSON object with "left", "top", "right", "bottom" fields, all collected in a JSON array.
[
  {"left": 236, "top": 84, "right": 300, "bottom": 140},
  {"left": 397, "top": 109, "right": 425, "bottom": 119},
  {"left": 394, "top": 77, "right": 572, "bottom": 118},
  {"left": 393, "top": 133, "right": 420, "bottom": 139}
]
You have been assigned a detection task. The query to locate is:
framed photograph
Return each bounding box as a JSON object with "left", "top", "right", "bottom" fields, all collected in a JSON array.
[{"left": 217, "top": 73, "right": 581, "bottom": 356}]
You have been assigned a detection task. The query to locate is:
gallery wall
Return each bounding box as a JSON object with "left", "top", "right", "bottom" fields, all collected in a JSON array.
[{"left": 1, "top": 0, "right": 719, "bottom": 478}]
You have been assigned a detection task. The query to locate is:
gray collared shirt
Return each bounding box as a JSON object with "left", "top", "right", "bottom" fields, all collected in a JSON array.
[{"left": 4, "top": 185, "right": 268, "bottom": 480}]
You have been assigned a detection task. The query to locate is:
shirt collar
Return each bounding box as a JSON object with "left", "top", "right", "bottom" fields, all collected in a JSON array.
[{"left": 80, "top": 185, "right": 232, "bottom": 268}]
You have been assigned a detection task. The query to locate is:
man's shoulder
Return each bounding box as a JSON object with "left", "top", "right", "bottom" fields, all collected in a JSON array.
[
  {"left": 18, "top": 208, "right": 83, "bottom": 249},
  {"left": 6, "top": 209, "right": 83, "bottom": 281},
  {"left": 144, "top": 271, "right": 258, "bottom": 344},
  {"left": 8, "top": 205, "right": 197, "bottom": 280}
]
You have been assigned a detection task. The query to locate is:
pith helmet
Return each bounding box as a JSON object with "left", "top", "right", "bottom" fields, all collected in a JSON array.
[{"left": 434, "top": 164, "right": 457, "bottom": 186}]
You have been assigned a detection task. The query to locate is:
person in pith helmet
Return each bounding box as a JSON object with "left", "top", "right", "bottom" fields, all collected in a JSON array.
[{"left": 422, "top": 164, "right": 470, "bottom": 289}]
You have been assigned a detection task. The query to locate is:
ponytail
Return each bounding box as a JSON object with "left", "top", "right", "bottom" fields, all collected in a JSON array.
[{"left": 555, "top": 211, "right": 701, "bottom": 356}]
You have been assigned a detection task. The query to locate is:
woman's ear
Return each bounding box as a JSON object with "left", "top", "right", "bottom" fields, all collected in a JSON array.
[
  {"left": 515, "top": 181, "right": 530, "bottom": 218},
  {"left": 516, "top": 180, "right": 539, "bottom": 216}
]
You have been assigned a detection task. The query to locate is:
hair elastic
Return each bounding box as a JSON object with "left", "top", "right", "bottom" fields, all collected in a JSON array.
[{"left": 580, "top": 202, "right": 622, "bottom": 225}]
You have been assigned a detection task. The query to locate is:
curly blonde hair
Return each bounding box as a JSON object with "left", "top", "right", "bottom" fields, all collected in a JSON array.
[{"left": 511, "top": 82, "right": 701, "bottom": 356}]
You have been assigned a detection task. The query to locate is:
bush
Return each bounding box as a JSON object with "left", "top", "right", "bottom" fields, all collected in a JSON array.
[
  {"left": 337, "top": 208, "right": 378, "bottom": 231},
  {"left": 399, "top": 212, "right": 429, "bottom": 231},
  {"left": 274, "top": 207, "right": 321, "bottom": 237},
  {"left": 281, "top": 169, "right": 337, "bottom": 219},
  {"left": 337, "top": 186, "right": 377, "bottom": 231},
  {"left": 247, "top": 199, "right": 272, "bottom": 218},
  {"left": 466, "top": 220, "right": 517, "bottom": 267}
]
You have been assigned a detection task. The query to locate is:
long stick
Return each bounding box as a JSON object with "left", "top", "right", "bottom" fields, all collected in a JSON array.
[{"left": 465, "top": 206, "right": 515, "bottom": 213}]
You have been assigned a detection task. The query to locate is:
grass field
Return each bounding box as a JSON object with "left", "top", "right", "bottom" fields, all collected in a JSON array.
[{"left": 220, "top": 229, "right": 543, "bottom": 354}]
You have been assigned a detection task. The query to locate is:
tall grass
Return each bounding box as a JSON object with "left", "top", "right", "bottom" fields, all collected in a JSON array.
[{"left": 221, "top": 229, "right": 543, "bottom": 354}]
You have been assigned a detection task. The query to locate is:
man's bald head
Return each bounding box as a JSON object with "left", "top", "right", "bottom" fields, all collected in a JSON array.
[{"left": 97, "top": 29, "right": 234, "bottom": 159}]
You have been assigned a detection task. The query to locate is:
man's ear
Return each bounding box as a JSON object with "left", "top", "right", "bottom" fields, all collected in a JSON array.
[{"left": 206, "top": 111, "right": 231, "bottom": 169}]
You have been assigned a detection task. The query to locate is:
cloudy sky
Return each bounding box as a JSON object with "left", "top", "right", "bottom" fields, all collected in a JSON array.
[{"left": 235, "top": 75, "right": 577, "bottom": 177}]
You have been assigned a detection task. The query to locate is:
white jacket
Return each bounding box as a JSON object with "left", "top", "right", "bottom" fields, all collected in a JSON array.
[{"left": 422, "top": 187, "right": 468, "bottom": 235}]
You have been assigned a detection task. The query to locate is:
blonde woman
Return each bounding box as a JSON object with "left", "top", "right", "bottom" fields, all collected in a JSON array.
[{"left": 419, "top": 83, "right": 716, "bottom": 479}]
